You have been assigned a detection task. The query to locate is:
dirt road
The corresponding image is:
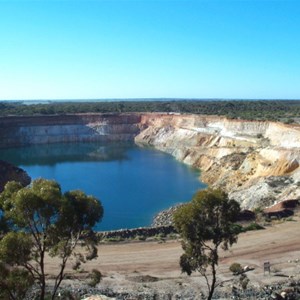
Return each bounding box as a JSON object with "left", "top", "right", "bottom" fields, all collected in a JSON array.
[
  {"left": 89, "top": 217, "right": 299, "bottom": 275},
  {"left": 47, "top": 216, "right": 300, "bottom": 297}
]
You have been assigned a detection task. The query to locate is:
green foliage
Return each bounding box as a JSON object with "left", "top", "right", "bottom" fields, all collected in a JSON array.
[
  {"left": 0, "top": 215, "right": 8, "bottom": 237},
  {"left": 1, "top": 100, "right": 300, "bottom": 122},
  {"left": 173, "top": 189, "right": 241, "bottom": 300},
  {"left": 102, "top": 236, "right": 125, "bottom": 243},
  {"left": 284, "top": 118, "right": 295, "bottom": 124},
  {"left": 88, "top": 269, "right": 102, "bottom": 287},
  {"left": 134, "top": 235, "right": 146, "bottom": 241},
  {"left": 0, "top": 179, "right": 62, "bottom": 229},
  {"left": 253, "top": 207, "right": 263, "bottom": 214},
  {"left": 229, "top": 222, "right": 265, "bottom": 233},
  {"left": 0, "top": 232, "right": 32, "bottom": 265},
  {"left": 242, "top": 222, "right": 264, "bottom": 232},
  {"left": 229, "top": 263, "right": 243, "bottom": 275},
  {"left": 0, "top": 178, "right": 103, "bottom": 300},
  {"left": 0, "top": 263, "right": 34, "bottom": 300}
]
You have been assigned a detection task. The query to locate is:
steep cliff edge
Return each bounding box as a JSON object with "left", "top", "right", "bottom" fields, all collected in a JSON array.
[
  {"left": 0, "top": 114, "right": 142, "bottom": 147},
  {"left": 135, "top": 114, "right": 300, "bottom": 208}
]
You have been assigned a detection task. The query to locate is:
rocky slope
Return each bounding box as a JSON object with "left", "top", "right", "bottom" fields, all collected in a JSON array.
[
  {"left": 1, "top": 113, "right": 299, "bottom": 208},
  {"left": 0, "top": 160, "right": 31, "bottom": 192},
  {"left": 135, "top": 113, "right": 300, "bottom": 208}
]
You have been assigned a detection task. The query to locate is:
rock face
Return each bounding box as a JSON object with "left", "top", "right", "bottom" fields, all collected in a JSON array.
[
  {"left": 0, "top": 114, "right": 142, "bottom": 147},
  {"left": 135, "top": 114, "right": 300, "bottom": 208},
  {"left": 0, "top": 160, "right": 31, "bottom": 192},
  {"left": 1, "top": 112, "right": 300, "bottom": 209}
]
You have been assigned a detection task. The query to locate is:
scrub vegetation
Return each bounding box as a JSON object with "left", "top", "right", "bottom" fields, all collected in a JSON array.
[{"left": 1, "top": 100, "right": 300, "bottom": 122}]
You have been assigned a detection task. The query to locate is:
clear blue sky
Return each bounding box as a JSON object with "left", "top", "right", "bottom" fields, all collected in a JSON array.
[{"left": 0, "top": 0, "right": 299, "bottom": 100}]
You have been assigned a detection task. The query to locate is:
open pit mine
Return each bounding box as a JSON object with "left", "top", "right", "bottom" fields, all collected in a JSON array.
[{"left": 1, "top": 113, "right": 299, "bottom": 209}]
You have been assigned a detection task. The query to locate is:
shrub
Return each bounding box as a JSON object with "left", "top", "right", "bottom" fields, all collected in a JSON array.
[
  {"left": 243, "top": 222, "right": 264, "bottom": 232},
  {"left": 284, "top": 118, "right": 295, "bottom": 124},
  {"left": 0, "top": 264, "right": 34, "bottom": 300},
  {"left": 88, "top": 269, "right": 102, "bottom": 287},
  {"left": 239, "top": 274, "right": 250, "bottom": 290},
  {"left": 229, "top": 263, "right": 243, "bottom": 275}
]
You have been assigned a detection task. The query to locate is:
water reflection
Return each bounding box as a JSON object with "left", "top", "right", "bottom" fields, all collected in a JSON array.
[{"left": 0, "top": 142, "right": 132, "bottom": 166}]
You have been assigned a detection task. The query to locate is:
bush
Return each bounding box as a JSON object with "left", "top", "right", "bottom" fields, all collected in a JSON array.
[
  {"left": 230, "top": 223, "right": 244, "bottom": 234},
  {"left": 0, "top": 264, "right": 34, "bottom": 300},
  {"left": 88, "top": 269, "right": 102, "bottom": 287},
  {"left": 239, "top": 274, "right": 250, "bottom": 290},
  {"left": 284, "top": 118, "right": 295, "bottom": 124},
  {"left": 229, "top": 263, "right": 243, "bottom": 275},
  {"left": 243, "top": 222, "right": 264, "bottom": 232}
]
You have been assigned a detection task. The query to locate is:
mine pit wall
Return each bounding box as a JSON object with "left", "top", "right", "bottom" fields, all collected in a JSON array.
[
  {"left": 1, "top": 112, "right": 300, "bottom": 209},
  {"left": 0, "top": 114, "right": 142, "bottom": 147},
  {"left": 136, "top": 114, "right": 300, "bottom": 209}
]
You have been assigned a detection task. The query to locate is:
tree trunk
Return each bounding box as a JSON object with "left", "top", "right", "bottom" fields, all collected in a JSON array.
[
  {"left": 40, "top": 250, "right": 46, "bottom": 300},
  {"left": 207, "top": 262, "right": 217, "bottom": 300}
]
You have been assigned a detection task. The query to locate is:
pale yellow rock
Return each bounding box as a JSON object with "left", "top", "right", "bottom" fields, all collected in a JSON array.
[{"left": 136, "top": 113, "right": 300, "bottom": 208}]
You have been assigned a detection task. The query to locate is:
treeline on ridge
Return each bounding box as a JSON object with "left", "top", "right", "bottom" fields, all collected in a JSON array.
[{"left": 0, "top": 100, "right": 300, "bottom": 122}]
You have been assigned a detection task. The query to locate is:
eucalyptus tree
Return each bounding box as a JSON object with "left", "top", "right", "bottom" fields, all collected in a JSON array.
[
  {"left": 174, "top": 189, "right": 241, "bottom": 300},
  {"left": 0, "top": 178, "right": 103, "bottom": 300}
]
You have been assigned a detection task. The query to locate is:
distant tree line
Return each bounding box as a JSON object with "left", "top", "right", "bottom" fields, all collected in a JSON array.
[{"left": 1, "top": 100, "right": 300, "bottom": 122}]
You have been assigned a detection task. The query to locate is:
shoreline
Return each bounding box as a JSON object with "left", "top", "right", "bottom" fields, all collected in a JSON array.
[
  {"left": 97, "top": 199, "right": 299, "bottom": 241},
  {"left": 98, "top": 225, "right": 177, "bottom": 242},
  {"left": 97, "top": 203, "right": 184, "bottom": 241}
]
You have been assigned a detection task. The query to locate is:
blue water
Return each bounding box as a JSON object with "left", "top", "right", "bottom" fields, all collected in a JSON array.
[{"left": 0, "top": 142, "right": 205, "bottom": 230}]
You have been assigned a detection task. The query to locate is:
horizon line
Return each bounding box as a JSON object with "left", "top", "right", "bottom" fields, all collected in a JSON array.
[{"left": 1, "top": 98, "right": 300, "bottom": 102}]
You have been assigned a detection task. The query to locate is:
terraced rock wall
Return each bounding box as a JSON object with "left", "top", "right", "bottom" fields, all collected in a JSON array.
[
  {"left": 136, "top": 114, "right": 300, "bottom": 208},
  {"left": 0, "top": 114, "right": 142, "bottom": 147}
]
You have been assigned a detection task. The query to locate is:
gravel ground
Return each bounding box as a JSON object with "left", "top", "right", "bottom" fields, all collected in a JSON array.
[{"left": 27, "top": 215, "right": 300, "bottom": 299}]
